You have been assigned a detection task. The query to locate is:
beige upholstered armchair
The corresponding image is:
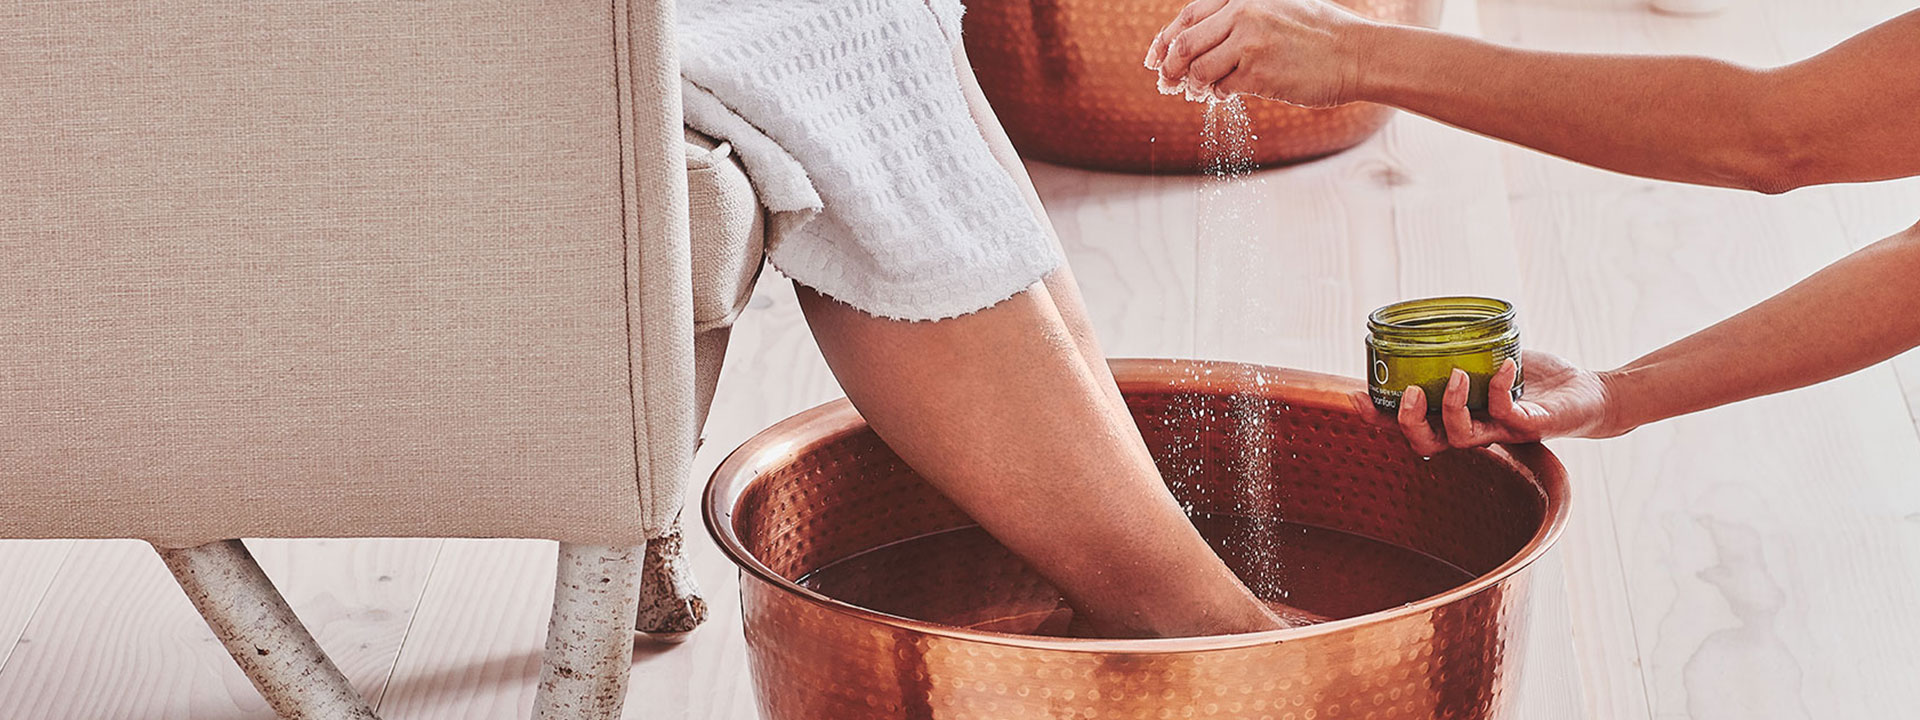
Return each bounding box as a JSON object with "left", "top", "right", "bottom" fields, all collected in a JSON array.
[{"left": 0, "top": 1, "right": 761, "bottom": 717}]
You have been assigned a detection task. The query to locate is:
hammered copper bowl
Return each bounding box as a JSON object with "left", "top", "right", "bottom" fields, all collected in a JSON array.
[
  {"left": 707, "top": 359, "right": 1568, "bottom": 720},
  {"left": 963, "top": 0, "right": 1444, "bottom": 172}
]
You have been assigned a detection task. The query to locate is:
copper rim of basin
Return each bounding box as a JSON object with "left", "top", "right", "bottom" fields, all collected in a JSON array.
[{"left": 704, "top": 357, "right": 1571, "bottom": 652}]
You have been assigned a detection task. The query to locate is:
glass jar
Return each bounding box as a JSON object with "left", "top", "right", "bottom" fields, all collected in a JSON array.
[{"left": 1366, "top": 296, "right": 1523, "bottom": 413}]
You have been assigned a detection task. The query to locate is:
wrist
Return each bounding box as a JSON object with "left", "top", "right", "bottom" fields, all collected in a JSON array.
[
  {"left": 1589, "top": 368, "right": 1644, "bottom": 438},
  {"left": 1345, "top": 20, "right": 1426, "bottom": 106}
]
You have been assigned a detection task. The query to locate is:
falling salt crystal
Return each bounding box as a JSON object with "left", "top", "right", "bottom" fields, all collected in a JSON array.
[{"left": 1195, "top": 95, "right": 1304, "bottom": 602}]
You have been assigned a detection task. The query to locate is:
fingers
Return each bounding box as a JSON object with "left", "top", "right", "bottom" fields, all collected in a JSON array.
[
  {"left": 1396, "top": 383, "right": 1424, "bottom": 428},
  {"left": 1147, "top": 0, "right": 1231, "bottom": 70},
  {"left": 1351, "top": 390, "right": 1395, "bottom": 428},
  {"left": 1395, "top": 367, "right": 1525, "bottom": 454},
  {"left": 1159, "top": 11, "right": 1238, "bottom": 83},
  {"left": 1440, "top": 368, "right": 1476, "bottom": 441},
  {"left": 1396, "top": 385, "right": 1448, "bottom": 456},
  {"left": 1347, "top": 390, "right": 1375, "bottom": 416},
  {"left": 1182, "top": 42, "right": 1243, "bottom": 96},
  {"left": 1486, "top": 358, "right": 1522, "bottom": 424}
]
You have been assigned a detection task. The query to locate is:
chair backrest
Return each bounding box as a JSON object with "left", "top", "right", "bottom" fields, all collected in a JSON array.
[{"left": 0, "top": 0, "right": 695, "bottom": 548}]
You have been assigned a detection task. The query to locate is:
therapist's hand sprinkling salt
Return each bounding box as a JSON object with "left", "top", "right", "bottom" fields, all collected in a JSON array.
[{"left": 1146, "top": 0, "right": 1373, "bottom": 107}]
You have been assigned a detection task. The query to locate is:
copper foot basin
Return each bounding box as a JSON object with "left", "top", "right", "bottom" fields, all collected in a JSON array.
[{"left": 706, "top": 359, "right": 1568, "bottom": 720}]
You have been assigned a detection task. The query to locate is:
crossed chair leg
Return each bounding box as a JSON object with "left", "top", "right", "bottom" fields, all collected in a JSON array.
[{"left": 155, "top": 527, "right": 706, "bottom": 720}]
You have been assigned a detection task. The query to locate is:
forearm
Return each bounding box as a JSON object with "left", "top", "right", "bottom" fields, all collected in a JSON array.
[
  {"left": 1356, "top": 24, "right": 1788, "bottom": 191},
  {"left": 1157, "top": 2, "right": 1920, "bottom": 188},
  {"left": 1596, "top": 225, "right": 1920, "bottom": 435},
  {"left": 1349, "top": 10, "right": 1920, "bottom": 193}
]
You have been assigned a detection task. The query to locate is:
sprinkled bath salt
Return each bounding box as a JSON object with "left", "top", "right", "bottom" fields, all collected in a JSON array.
[
  {"left": 1201, "top": 96, "right": 1256, "bottom": 179},
  {"left": 1172, "top": 96, "right": 1302, "bottom": 604},
  {"left": 1196, "top": 96, "right": 1263, "bottom": 254}
]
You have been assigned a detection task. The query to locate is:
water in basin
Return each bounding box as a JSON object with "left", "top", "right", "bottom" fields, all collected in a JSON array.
[{"left": 798, "top": 512, "right": 1474, "bottom": 637}]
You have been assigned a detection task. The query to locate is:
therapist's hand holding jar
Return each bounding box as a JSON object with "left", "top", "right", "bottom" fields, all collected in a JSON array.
[{"left": 1379, "top": 353, "right": 1619, "bottom": 457}]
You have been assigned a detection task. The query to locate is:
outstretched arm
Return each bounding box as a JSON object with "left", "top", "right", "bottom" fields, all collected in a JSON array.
[
  {"left": 1148, "top": 0, "right": 1920, "bottom": 193},
  {"left": 1386, "top": 223, "right": 1920, "bottom": 453}
]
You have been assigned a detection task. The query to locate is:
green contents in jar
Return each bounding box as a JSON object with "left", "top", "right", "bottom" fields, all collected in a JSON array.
[{"left": 1366, "top": 296, "right": 1523, "bottom": 413}]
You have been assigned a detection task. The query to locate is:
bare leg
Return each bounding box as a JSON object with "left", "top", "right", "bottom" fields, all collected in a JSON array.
[
  {"left": 949, "top": 37, "right": 1136, "bottom": 416},
  {"left": 798, "top": 282, "right": 1278, "bottom": 637},
  {"left": 787, "top": 32, "right": 1280, "bottom": 638}
]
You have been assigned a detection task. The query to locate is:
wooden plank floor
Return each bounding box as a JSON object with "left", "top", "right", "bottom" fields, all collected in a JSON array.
[
  {"left": 1479, "top": 4, "right": 1920, "bottom": 720},
  {"left": 3, "top": 0, "right": 1918, "bottom": 717}
]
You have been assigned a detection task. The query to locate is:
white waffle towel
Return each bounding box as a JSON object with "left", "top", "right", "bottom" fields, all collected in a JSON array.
[{"left": 677, "top": 0, "right": 1062, "bottom": 320}]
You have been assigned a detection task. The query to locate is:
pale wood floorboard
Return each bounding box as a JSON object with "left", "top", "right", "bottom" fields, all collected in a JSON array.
[
  {"left": 0, "top": 538, "right": 438, "bottom": 720},
  {"left": 1483, "top": 5, "right": 1920, "bottom": 720},
  {"left": 6, "top": 1, "right": 1919, "bottom": 718},
  {"left": 1028, "top": 162, "right": 1201, "bottom": 359},
  {"left": 0, "top": 541, "right": 72, "bottom": 674},
  {"left": 1379, "top": 9, "right": 1613, "bottom": 717},
  {"left": 376, "top": 539, "right": 555, "bottom": 720}
]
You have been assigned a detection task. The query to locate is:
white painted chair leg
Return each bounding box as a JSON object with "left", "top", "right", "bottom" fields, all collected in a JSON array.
[
  {"left": 155, "top": 539, "right": 380, "bottom": 720},
  {"left": 533, "top": 543, "right": 643, "bottom": 720},
  {"left": 636, "top": 521, "right": 707, "bottom": 642}
]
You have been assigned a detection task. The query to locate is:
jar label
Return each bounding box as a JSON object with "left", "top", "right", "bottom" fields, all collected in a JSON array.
[{"left": 1367, "top": 342, "right": 1523, "bottom": 413}]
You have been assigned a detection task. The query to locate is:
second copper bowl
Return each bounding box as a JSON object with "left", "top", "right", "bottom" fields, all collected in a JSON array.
[
  {"left": 964, "top": 0, "right": 1445, "bottom": 172},
  {"left": 707, "top": 359, "right": 1568, "bottom": 719}
]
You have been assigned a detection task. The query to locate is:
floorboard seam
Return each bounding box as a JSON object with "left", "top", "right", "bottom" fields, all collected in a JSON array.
[
  {"left": 0, "top": 541, "right": 77, "bottom": 678},
  {"left": 373, "top": 539, "right": 449, "bottom": 713}
]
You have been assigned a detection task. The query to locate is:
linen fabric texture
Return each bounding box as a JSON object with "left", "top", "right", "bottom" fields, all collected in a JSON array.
[{"left": 0, "top": 0, "right": 752, "bottom": 547}]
